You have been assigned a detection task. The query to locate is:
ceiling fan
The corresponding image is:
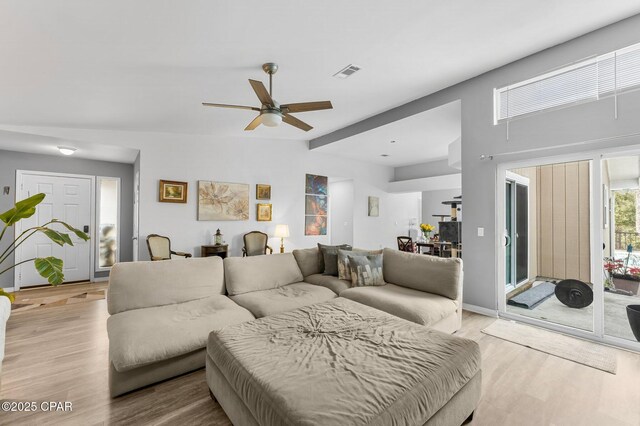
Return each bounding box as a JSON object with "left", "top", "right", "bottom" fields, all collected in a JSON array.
[{"left": 202, "top": 62, "right": 333, "bottom": 132}]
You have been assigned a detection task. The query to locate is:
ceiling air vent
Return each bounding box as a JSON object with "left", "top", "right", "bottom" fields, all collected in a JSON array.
[{"left": 333, "top": 64, "right": 361, "bottom": 79}]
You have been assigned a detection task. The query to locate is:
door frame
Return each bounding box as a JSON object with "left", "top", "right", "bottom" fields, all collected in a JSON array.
[
  {"left": 505, "top": 171, "right": 530, "bottom": 291},
  {"left": 14, "top": 170, "right": 96, "bottom": 290},
  {"left": 495, "top": 147, "right": 640, "bottom": 353}
]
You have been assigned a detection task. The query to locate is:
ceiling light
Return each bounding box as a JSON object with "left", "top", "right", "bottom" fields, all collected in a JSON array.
[
  {"left": 380, "top": 154, "right": 390, "bottom": 157},
  {"left": 58, "top": 146, "right": 77, "bottom": 156},
  {"left": 390, "top": 140, "right": 396, "bottom": 144},
  {"left": 261, "top": 111, "right": 282, "bottom": 127}
]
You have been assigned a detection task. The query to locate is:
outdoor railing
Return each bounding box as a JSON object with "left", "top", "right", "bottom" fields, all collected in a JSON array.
[{"left": 615, "top": 231, "right": 640, "bottom": 252}]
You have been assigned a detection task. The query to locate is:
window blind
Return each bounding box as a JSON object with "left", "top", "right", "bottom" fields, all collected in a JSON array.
[{"left": 495, "top": 42, "right": 640, "bottom": 123}]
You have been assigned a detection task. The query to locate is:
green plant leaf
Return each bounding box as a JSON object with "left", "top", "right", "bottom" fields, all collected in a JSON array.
[
  {"left": 34, "top": 257, "right": 64, "bottom": 285},
  {"left": 0, "top": 289, "right": 15, "bottom": 303},
  {"left": 0, "top": 193, "right": 46, "bottom": 226},
  {"left": 52, "top": 220, "right": 90, "bottom": 241},
  {"left": 37, "top": 227, "right": 74, "bottom": 247}
]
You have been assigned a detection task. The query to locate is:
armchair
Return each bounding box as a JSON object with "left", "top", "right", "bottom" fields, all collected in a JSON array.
[
  {"left": 146, "top": 234, "right": 192, "bottom": 261},
  {"left": 242, "top": 231, "right": 273, "bottom": 257}
]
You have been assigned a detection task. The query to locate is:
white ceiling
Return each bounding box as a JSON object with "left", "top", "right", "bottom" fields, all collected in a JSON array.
[
  {"left": 315, "top": 101, "right": 460, "bottom": 167},
  {"left": 0, "top": 1, "right": 639, "bottom": 162}
]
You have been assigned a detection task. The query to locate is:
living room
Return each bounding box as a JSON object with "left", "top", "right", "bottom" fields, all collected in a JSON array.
[{"left": 2, "top": 1, "right": 640, "bottom": 425}]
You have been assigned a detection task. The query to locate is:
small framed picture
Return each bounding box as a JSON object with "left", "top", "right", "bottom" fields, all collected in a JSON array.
[
  {"left": 256, "top": 203, "right": 272, "bottom": 221},
  {"left": 159, "top": 180, "right": 188, "bottom": 203},
  {"left": 368, "top": 196, "right": 379, "bottom": 217},
  {"left": 256, "top": 184, "right": 271, "bottom": 200}
]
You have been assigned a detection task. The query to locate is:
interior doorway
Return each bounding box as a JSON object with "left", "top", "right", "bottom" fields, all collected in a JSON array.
[{"left": 15, "top": 171, "right": 94, "bottom": 288}]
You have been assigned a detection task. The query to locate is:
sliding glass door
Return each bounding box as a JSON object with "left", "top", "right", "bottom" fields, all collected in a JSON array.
[{"left": 505, "top": 173, "right": 529, "bottom": 291}]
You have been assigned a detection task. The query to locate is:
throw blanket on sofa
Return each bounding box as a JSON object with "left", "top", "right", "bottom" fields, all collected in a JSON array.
[{"left": 207, "top": 297, "right": 480, "bottom": 426}]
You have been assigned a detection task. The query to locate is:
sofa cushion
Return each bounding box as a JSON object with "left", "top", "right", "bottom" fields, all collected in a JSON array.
[
  {"left": 337, "top": 248, "right": 383, "bottom": 281},
  {"left": 348, "top": 253, "right": 385, "bottom": 287},
  {"left": 229, "top": 282, "right": 336, "bottom": 318},
  {"left": 318, "top": 244, "right": 352, "bottom": 276},
  {"left": 304, "top": 273, "right": 351, "bottom": 294},
  {"left": 108, "top": 256, "right": 225, "bottom": 315},
  {"left": 382, "top": 248, "right": 462, "bottom": 300},
  {"left": 224, "top": 253, "right": 304, "bottom": 296},
  {"left": 292, "top": 247, "right": 323, "bottom": 277},
  {"left": 108, "top": 295, "right": 254, "bottom": 372},
  {"left": 340, "top": 283, "right": 458, "bottom": 326}
]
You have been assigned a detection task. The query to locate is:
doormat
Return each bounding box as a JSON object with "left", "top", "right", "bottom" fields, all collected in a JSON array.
[
  {"left": 482, "top": 319, "right": 617, "bottom": 374},
  {"left": 507, "top": 282, "right": 555, "bottom": 309}
]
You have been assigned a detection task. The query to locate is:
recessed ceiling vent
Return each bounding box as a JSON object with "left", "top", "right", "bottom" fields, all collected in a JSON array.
[{"left": 333, "top": 64, "right": 361, "bottom": 79}]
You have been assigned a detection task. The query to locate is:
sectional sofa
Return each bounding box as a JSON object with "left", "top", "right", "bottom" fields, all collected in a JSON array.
[{"left": 106, "top": 247, "right": 474, "bottom": 423}]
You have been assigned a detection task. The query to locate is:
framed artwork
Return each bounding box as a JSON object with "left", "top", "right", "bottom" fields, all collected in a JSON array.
[
  {"left": 159, "top": 180, "right": 188, "bottom": 203},
  {"left": 305, "top": 174, "right": 328, "bottom": 195},
  {"left": 256, "top": 203, "right": 273, "bottom": 221},
  {"left": 305, "top": 215, "right": 327, "bottom": 236},
  {"left": 198, "top": 181, "right": 249, "bottom": 221},
  {"left": 368, "top": 196, "right": 380, "bottom": 217},
  {"left": 305, "top": 195, "right": 328, "bottom": 216},
  {"left": 256, "top": 184, "right": 271, "bottom": 200}
]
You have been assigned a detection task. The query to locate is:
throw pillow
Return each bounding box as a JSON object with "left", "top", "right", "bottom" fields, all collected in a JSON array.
[
  {"left": 318, "top": 243, "right": 352, "bottom": 276},
  {"left": 348, "top": 253, "right": 385, "bottom": 287},
  {"left": 338, "top": 248, "right": 383, "bottom": 281}
]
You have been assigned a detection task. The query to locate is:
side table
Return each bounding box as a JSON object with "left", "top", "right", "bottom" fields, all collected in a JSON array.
[{"left": 201, "top": 244, "right": 228, "bottom": 259}]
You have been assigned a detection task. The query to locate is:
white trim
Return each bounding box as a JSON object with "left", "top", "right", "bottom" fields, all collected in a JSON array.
[
  {"left": 95, "top": 176, "right": 121, "bottom": 272},
  {"left": 463, "top": 303, "right": 498, "bottom": 318},
  {"left": 14, "top": 170, "right": 96, "bottom": 290},
  {"left": 1, "top": 287, "right": 15, "bottom": 293},
  {"left": 92, "top": 277, "right": 109, "bottom": 283}
]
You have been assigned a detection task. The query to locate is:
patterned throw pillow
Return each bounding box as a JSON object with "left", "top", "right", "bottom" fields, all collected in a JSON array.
[
  {"left": 348, "top": 253, "right": 385, "bottom": 287},
  {"left": 338, "top": 249, "right": 383, "bottom": 281},
  {"left": 318, "top": 244, "right": 352, "bottom": 276}
]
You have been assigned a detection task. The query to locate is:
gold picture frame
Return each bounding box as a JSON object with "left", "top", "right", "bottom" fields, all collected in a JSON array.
[
  {"left": 159, "top": 180, "right": 188, "bottom": 203},
  {"left": 256, "top": 203, "right": 272, "bottom": 221},
  {"left": 256, "top": 184, "right": 271, "bottom": 200}
]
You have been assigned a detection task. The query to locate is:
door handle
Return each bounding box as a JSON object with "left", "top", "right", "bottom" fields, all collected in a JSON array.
[
  {"left": 132, "top": 236, "right": 138, "bottom": 241},
  {"left": 504, "top": 233, "right": 511, "bottom": 247}
]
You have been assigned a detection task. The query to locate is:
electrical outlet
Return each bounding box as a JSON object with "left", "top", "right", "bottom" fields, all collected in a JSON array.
[{"left": 477, "top": 227, "right": 484, "bottom": 237}]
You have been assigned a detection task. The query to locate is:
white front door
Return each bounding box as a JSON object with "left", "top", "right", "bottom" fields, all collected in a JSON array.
[{"left": 16, "top": 173, "right": 92, "bottom": 288}]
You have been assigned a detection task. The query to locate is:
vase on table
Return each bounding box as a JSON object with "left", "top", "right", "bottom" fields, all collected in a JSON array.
[{"left": 422, "top": 231, "right": 431, "bottom": 242}]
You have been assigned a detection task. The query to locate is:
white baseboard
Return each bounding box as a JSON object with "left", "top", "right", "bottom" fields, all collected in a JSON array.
[
  {"left": 92, "top": 277, "right": 109, "bottom": 283},
  {"left": 463, "top": 303, "right": 498, "bottom": 318},
  {"left": 1, "top": 287, "right": 15, "bottom": 293}
]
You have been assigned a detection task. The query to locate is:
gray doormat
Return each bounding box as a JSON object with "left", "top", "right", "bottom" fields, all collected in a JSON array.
[
  {"left": 482, "top": 319, "right": 617, "bottom": 374},
  {"left": 507, "top": 282, "right": 555, "bottom": 309}
]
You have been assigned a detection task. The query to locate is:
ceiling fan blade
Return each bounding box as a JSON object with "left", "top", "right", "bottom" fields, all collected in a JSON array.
[
  {"left": 248, "top": 79, "right": 274, "bottom": 106},
  {"left": 244, "top": 115, "right": 262, "bottom": 131},
  {"left": 202, "top": 102, "right": 260, "bottom": 111},
  {"left": 281, "top": 101, "right": 333, "bottom": 113},
  {"left": 283, "top": 113, "right": 313, "bottom": 132}
]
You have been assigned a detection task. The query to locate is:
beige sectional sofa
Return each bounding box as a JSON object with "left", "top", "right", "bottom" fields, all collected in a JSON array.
[{"left": 107, "top": 247, "right": 465, "bottom": 397}]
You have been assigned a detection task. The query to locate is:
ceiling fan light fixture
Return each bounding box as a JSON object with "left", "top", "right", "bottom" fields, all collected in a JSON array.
[
  {"left": 57, "top": 146, "right": 77, "bottom": 156},
  {"left": 261, "top": 111, "right": 282, "bottom": 127}
]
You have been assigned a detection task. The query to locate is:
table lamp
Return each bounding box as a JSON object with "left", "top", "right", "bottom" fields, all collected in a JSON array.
[{"left": 274, "top": 224, "right": 290, "bottom": 253}]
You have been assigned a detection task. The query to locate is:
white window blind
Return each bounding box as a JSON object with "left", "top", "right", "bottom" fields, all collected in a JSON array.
[{"left": 495, "top": 42, "right": 640, "bottom": 123}]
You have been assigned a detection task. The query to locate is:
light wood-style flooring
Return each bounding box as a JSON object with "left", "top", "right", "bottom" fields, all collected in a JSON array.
[{"left": 1, "top": 284, "right": 639, "bottom": 425}]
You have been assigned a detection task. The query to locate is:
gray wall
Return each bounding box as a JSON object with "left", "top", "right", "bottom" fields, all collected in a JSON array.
[
  {"left": 0, "top": 149, "right": 134, "bottom": 287},
  {"left": 394, "top": 159, "right": 459, "bottom": 182},
  {"left": 310, "top": 14, "right": 640, "bottom": 310}
]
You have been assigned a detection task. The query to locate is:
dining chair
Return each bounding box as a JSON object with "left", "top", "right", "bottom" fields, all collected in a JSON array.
[
  {"left": 242, "top": 231, "right": 273, "bottom": 257},
  {"left": 397, "top": 236, "right": 414, "bottom": 253},
  {"left": 146, "top": 234, "right": 192, "bottom": 261}
]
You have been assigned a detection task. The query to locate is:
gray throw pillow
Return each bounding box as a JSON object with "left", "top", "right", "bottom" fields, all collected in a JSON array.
[
  {"left": 318, "top": 243, "right": 352, "bottom": 276},
  {"left": 348, "top": 253, "right": 385, "bottom": 287},
  {"left": 338, "top": 248, "right": 383, "bottom": 281}
]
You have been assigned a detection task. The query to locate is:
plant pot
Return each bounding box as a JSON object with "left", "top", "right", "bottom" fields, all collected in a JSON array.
[
  {"left": 627, "top": 305, "right": 640, "bottom": 342},
  {"left": 612, "top": 276, "right": 640, "bottom": 296}
]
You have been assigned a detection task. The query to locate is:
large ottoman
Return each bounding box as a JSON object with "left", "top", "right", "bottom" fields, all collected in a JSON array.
[{"left": 206, "top": 298, "right": 481, "bottom": 426}]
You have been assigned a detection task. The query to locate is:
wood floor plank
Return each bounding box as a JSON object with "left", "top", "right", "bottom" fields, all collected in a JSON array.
[{"left": 1, "top": 288, "right": 639, "bottom": 425}]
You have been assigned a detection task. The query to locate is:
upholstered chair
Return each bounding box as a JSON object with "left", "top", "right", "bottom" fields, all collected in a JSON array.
[
  {"left": 146, "top": 234, "right": 192, "bottom": 261},
  {"left": 242, "top": 231, "right": 273, "bottom": 257}
]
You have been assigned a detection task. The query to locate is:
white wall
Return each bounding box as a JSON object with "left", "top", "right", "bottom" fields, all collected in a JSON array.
[
  {"left": 385, "top": 192, "right": 422, "bottom": 242},
  {"left": 329, "top": 180, "right": 354, "bottom": 246},
  {"left": 422, "top": 188, "right": 462, "bottom": 232}
]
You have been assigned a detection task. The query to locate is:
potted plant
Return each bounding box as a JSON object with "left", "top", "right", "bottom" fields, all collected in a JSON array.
[
  {"left": 603, "top": 254, "right": 640, "bottom": 295},
  {"left": 0, "top": 193, "right": 89, "bottom": 303}
]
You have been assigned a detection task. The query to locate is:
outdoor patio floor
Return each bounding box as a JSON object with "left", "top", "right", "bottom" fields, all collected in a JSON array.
[{"left": 507, "top": 285, "right": 639, "bottom": 342}]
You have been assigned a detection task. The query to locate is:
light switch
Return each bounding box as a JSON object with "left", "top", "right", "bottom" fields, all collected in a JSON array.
[{"left": 477, "top": 227, "right": 484, "bottom": 237}]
